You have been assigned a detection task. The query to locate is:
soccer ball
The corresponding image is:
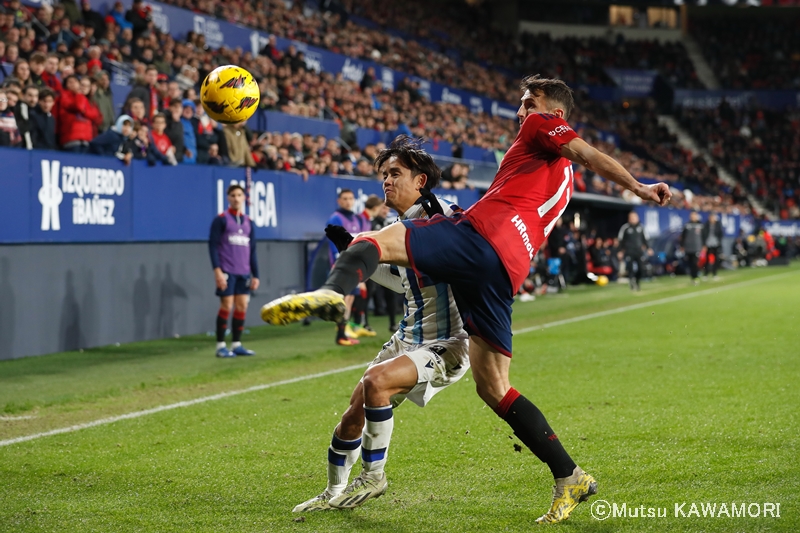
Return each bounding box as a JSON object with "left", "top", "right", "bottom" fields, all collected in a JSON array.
[
  {"left": 200, "top": 65, "right": 260, "bottom": 124},
  {"left": 596, "top": 275, "right": 609, "bottom": 287}
]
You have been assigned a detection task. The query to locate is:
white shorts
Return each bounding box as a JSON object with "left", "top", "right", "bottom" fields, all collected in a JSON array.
[{"left": 367, "top": 335, "right": 470, "bottom": 408}]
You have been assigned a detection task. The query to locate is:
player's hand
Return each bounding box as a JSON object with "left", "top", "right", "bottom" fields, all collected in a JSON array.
[
  {"left": 214, "top": 269, "right": 227, "bottom": 291},
  {"left": 419, "top": 187, "right": 444, "bottom": 218},
  {"left": 635, "top": 183, "right": 671, "bottom": 206},
  {"left": 325, "top": 224, "right": 353, "bottom": 252},
  {"left": 251, "top": 277, "right": 260, "bottom": 291}
]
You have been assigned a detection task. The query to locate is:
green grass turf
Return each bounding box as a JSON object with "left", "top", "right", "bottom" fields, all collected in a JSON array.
[{"left": 1, "top": 265, "right": 798, "bottom": 532}]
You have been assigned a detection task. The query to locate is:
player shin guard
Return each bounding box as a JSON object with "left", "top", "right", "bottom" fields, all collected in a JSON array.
[
  {"left": 216, "top": 308, "right": 230, "bottom": 342},
  {"left": 322, "top": 240, "right": 380, "bottom": 296},
  {"left": 232, "top": 310, "right": 245, "bottom": 343},
  {"left": 327, "top": 432, "right": 362, "bottom": 495},
  {"left": 495, "top": 388, "right": 577, "bottom": 479},
  {"left": 361, "top": 405, "right": 393, "bottom": 479}
]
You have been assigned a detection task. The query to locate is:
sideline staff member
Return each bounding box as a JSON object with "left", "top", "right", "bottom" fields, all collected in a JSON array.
[{"left": 209, "top": 184, "right": 260, "bottom": 357}]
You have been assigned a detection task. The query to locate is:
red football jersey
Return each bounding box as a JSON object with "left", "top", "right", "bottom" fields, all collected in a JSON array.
[{"left": 465, "top": 112, "right": 579, "bottom": 290}]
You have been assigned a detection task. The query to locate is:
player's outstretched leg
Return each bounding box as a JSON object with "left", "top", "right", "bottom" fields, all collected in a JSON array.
[
  {"left": 261, "top": 231, "right": 397, "bottom": 326},
  {"left": 329, "top": 405, "right": 391, "bottom": 509}
]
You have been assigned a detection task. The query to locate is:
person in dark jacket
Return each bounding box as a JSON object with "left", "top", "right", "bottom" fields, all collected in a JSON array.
[
  {"left": 30, "top": 88, "right": 57, "bottom": 150},
  {"left": 126, "top": 66, "right": 160, "bottom": 121},
  {"left": 89, "top": 114, "right": 133, "bottom": 163},
  {"left": 618, "top": 211, "right": 649, "bottom": 291},
  {"left": 125, "top": 0, "right": 152, "bottom": 39},
  {"left": 195, "top": 109, "right": 224, "bottom": 164},
  {"left": 164, "top": 99, "right": 186, "bottom": 163},
  {"left": 702, "top": 212, "right": 724, "bottom": 280},
  {"left": 681, "top": 211, "right": 704, "bottom": 284}
]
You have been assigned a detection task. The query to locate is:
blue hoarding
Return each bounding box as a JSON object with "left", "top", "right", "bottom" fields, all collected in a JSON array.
[{"left": 0, "top": 148, "right": 481, "bottom": 244}]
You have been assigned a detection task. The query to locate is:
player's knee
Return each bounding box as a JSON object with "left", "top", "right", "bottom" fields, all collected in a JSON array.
[
  {"left": 474, "top": 381, "right": 504, "bottom": 409},
  {"left": 362, "top": 366, "right": 389, "bottom": 399}
]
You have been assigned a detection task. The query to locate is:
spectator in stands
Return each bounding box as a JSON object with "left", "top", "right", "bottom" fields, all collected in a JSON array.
[
  {"left": 89, "top": 114, "right": 134, "bottom": 164},
  {"left": 180, "top": 99, "right": 197, "bottom": 164},
  {"left": 81, "top": 0, "right": 106, "bottom": 38},
  {"left": 10, "top": 59, "right": 30, "bottom": 86},
  {"left": 30, "top": 88, "right": 56, "bottom": 150},
  {"left": 195, "top": 108, "right": 225, "bottom": 165},
  {"left": 127, "top": 66, "right": 160, "bottom": 122},
  {"left": 15, "top": 84, "right": 38, "bottom": 149},
  {"left": 41, "top": 54, "right": 63, "bottom": 95},
  {"left": 0, "top": 89, "right": 21, "bottom": 147},
  {"left": 223, "top": 122, "right": 255, "bottom": 168},
  {"left": 206, "top": 143, "right": 223, "bottom": 165},
  {"left": 57, "top": 75, "right": 102, "bottom": 152},
  {"left": 440, "top": 162, "right": 470, "bottom": 190},
  {"left": 164, "top": 99, "right": 186, "bottom": 163},
  {"left": 78, "top": 75, "right": 102, "bottom": 136},
  {"left": 125, "top": 0, "right": 152, "bottom": 39},
  {"left": 28, "top": 53, "right": 46, "bottom": 88},
  {"left": 149, "top": 112, "right": 178, "bottom": 165},
  {"left": 92, "top": 70, "right": 115, "bottom": 133},
  {"left": 125, "top": 97, "right": 148, "bottom": 127}
]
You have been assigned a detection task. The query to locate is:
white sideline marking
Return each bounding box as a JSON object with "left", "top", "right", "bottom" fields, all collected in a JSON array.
[{"left": 1, "top": 270, "right": 794, "bottom": 448}]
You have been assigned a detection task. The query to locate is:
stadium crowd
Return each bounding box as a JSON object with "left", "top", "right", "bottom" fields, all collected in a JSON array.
[
  {"left": 677, "top": 101, "right": 800, "bottom": 220},
  {"left": 0, "top": 0, "right": 789, "bottom": 217},
  {"left": 691, "top": 17, "right": 800, "bottom": 90}
]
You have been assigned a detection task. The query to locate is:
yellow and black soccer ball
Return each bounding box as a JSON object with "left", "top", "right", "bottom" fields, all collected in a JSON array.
[{"left": 200, "top": 65, "right": 260, "bottom": 124}]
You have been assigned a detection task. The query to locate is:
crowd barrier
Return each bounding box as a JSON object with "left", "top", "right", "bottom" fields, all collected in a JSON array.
[{"left": 0, "top": 147, "right": 480, "bottom": 244}]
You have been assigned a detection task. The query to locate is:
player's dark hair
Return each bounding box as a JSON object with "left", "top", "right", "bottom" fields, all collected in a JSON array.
[
  {"left": 227, "top": 184, "right": 245, "bottom": 195},
  {"left": 520, "top": 75, "right": 575, "bottom": 120},
  {"left": 365, "top": 195, "right": 384, "bottom": 209},
  {"left": 374, "top": 135, "right": 441, "bottom": 189},
  {"left": 337, "top": 188, "right": 353, "bottom": 198}
]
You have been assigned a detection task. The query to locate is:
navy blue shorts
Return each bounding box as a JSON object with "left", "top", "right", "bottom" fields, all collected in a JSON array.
[
  {"left": 216, "top": 272, "right": 251, "bottom": 297},
  {"left": 402, "top": 214, "right": 514, "bottom": 356}
]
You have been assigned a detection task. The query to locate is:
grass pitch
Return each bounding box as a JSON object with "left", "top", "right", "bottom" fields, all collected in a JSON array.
[{"left": 1, "top": 266, "right": 799, "bottom": 532}]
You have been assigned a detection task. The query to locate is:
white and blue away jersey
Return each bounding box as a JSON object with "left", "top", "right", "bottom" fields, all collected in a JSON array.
[{"left": 370, "top": 198, "right": 467, "bottom": 345}]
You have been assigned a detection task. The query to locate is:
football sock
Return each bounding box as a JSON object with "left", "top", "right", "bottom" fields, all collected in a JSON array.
[
  {"left": 322, "top": 240, "right": 380, "bottom": 296},
  {"left": 495, "top": 388, "right": 576, "bottom": 479},
  {"left": 336, "top": 321, "right": 347, "bottom": 340},
  {"left": 327, "top": 431, "right": 362, "bottom": 495},
  {"left": 361, "top": 405, "right": 393, "bottom": 479},
  {"left": 232, "top": 310, "right": 245, "bottom": 343},
  {"left": 216, "top": 341, "right": 225, "bottom": 350},
  {"left": 231, "top": 341, "right": 241, "bottom": 349},
  {"left": 216, "top": 308, "right": 229, "bottom": 342}
]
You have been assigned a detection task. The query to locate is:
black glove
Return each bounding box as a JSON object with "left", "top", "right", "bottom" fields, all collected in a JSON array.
[
  {"left": 419, "top": 187, "right": 444, "bottom": 218},
  {"left": 325, "top": 224, "right": 353, "bottom": 252}
]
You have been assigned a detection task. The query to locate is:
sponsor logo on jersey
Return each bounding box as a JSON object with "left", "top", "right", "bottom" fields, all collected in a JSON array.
[
  {"left": 548, "top": 124, "right": 573, "bottom": 137},
  {"left": 511, "top": 214, "right": 535, "bottom": 259}
]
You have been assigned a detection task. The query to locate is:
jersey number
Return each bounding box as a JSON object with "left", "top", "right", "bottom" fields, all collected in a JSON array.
[{"left": 539, "top": 166, "right": 573, "bottom": 238}]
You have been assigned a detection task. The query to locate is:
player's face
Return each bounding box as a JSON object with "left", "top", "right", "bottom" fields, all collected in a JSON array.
[
  {"left": 380, "top": 156, "right": 424, "bottom": 213},
  {"left": 228, "top": 189, "right": 245, "bottom": 212},
  {"left": 337, "top": 192, "right": 355, "bottom": 211},
  {"left": 517, "top": 89, "right": 563, "bottom": 126}
]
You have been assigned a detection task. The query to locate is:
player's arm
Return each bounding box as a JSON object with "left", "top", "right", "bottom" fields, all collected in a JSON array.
[
  {"left": 209, "top": 216, "right": 227, "bottom": 290},
  {"left": 249, "top": 222, "right": 260, "bottom": 290},
  {"left": 209, "top": 216, "right": 225, "bottom": 271},
  {"left": 370, "top": 264, "right": 404, "bottom": 294},
  {"left": 560, "top": 137, "right": 671, "bottom": 206}
]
